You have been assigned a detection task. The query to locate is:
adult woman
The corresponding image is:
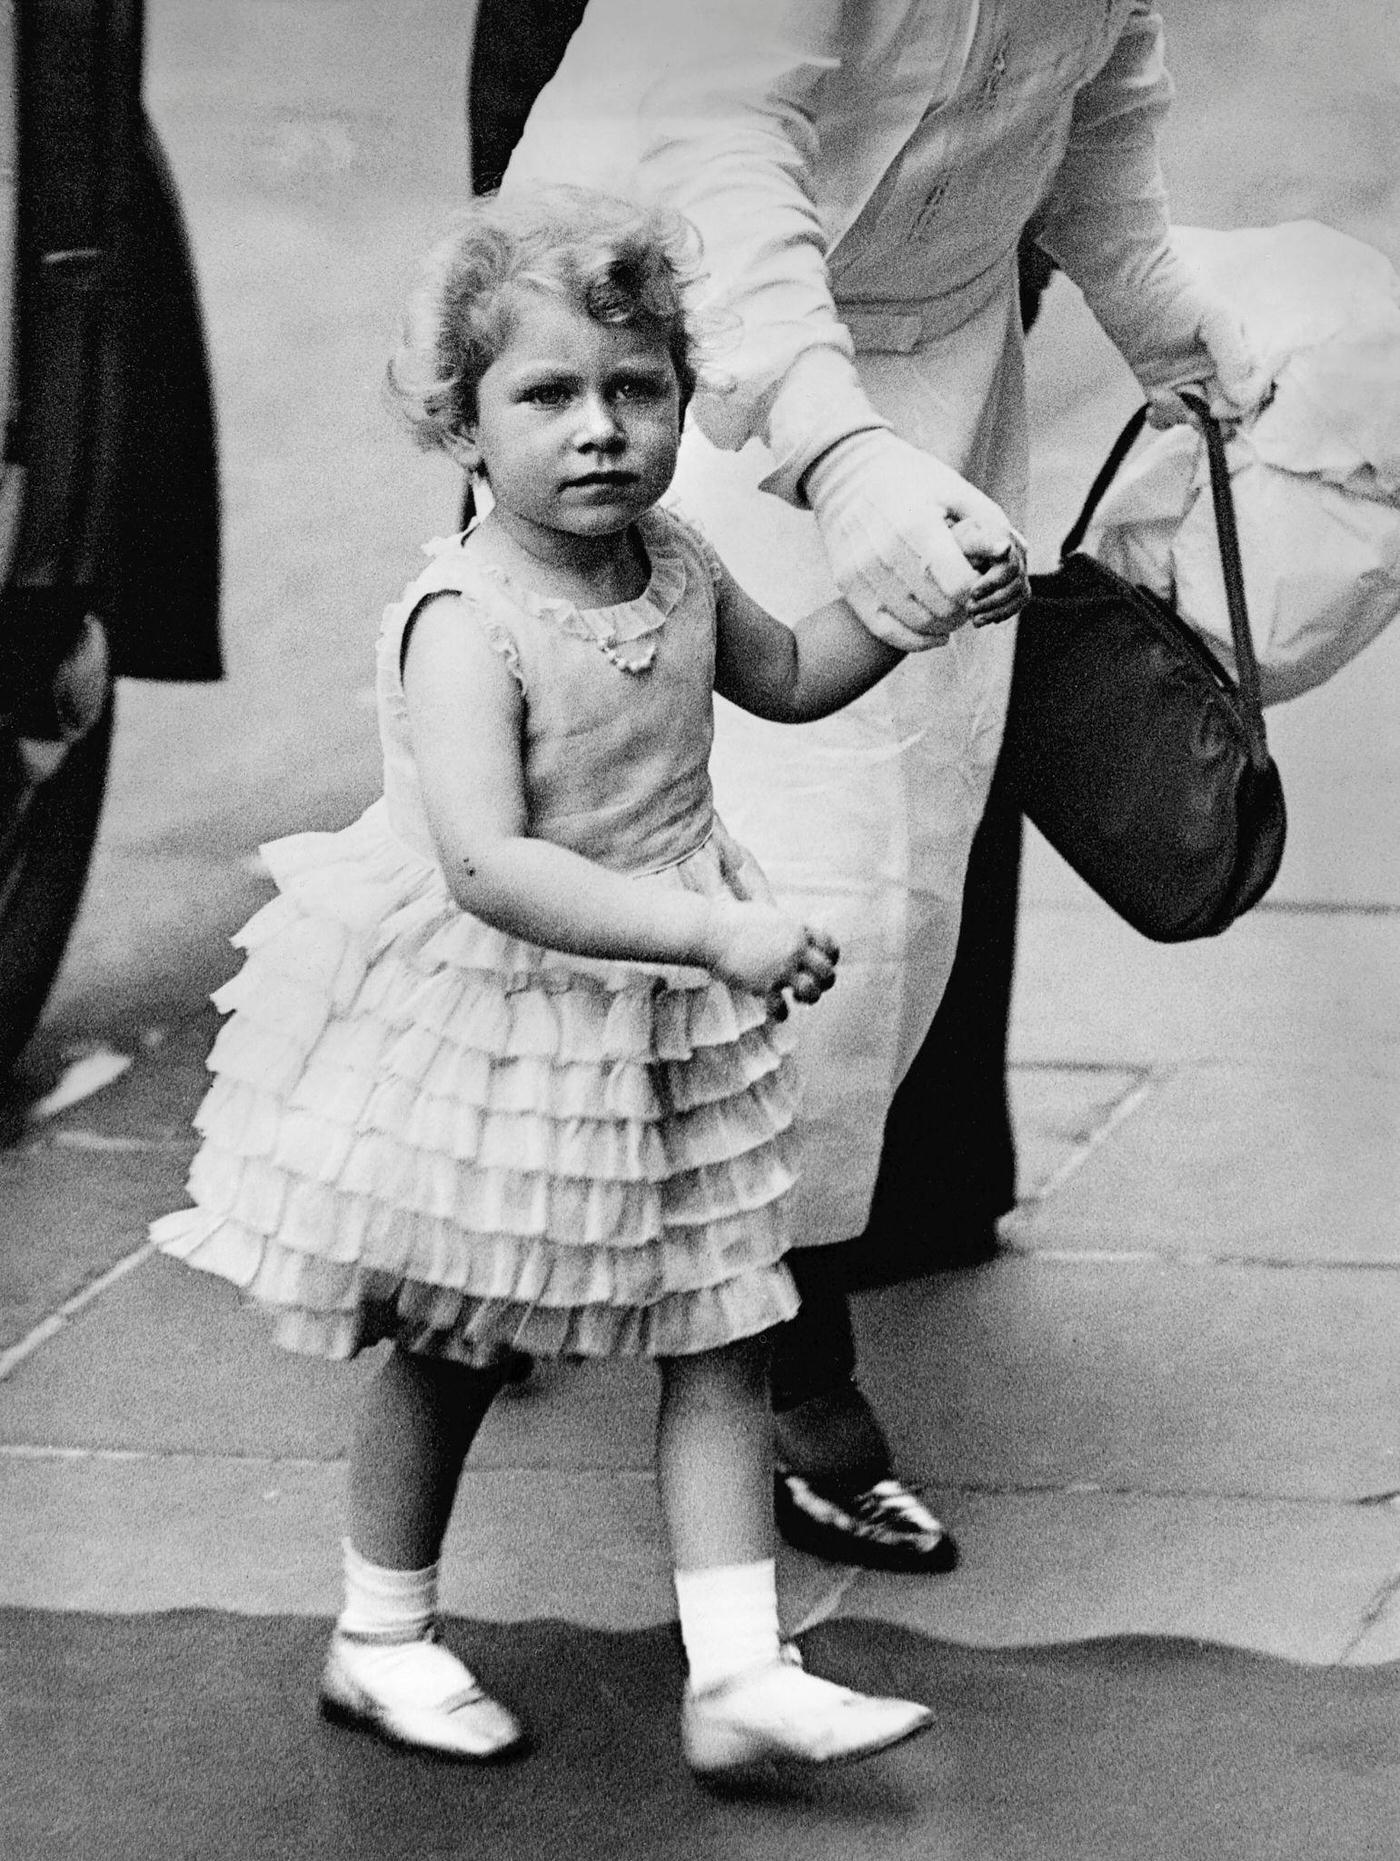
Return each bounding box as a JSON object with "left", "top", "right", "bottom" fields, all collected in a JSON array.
[{"left": 496, "top": 0, "right": 1265, "bottom": 1569}]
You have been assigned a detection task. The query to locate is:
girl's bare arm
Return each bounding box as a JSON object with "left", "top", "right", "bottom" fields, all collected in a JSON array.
[
  {"left": 713, "top": 541, "right": 1026, "bottom": 721},
  {"left": 402, "top": 593, "right": 834, "bottom": 998},
  {"left": 711, "top": 562, "right": 902, "bottom": 722}
]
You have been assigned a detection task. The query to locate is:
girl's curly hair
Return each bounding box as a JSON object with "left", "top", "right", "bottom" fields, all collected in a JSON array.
[{"left": 387, "top": 185, "right": 706, "bottom": 453}]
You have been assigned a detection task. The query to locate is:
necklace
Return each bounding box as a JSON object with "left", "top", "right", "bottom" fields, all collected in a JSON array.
[{"left": 588, "top": 629, "right": 658, "bottom": 675}]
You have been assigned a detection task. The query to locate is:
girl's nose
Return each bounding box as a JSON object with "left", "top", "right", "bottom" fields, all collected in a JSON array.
[{"left": 576, "top": 393, "right": 622, "bottom": 446}]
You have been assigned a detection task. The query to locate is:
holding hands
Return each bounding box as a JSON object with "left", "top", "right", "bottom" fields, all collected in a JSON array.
[
  {"left": 704, "top": 897, "right": 839, "bottom": 1020},
  {"left": 803, "top": 429, "right": 1029, "bottom": 650},
  {"left": 948, "top": 517, "right": 1031, "bottom": 627}
]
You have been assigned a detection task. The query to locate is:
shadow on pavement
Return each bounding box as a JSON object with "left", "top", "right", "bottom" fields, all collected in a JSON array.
[{"left": 4, "top": 1608, "right": 1396, "bottom": 1860}]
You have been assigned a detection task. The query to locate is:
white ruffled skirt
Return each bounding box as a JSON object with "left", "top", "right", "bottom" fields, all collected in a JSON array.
[{"left": 153, "top": 801, "right": 802, "bottom": 1363}]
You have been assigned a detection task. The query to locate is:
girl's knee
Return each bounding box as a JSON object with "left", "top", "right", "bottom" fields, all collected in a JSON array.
[
  {"left": 658, "top": 1332, "right": 772, "bottom": 1397},
  {"left": 385, "top": 1343, "right": 510, "bottom": 1401}
]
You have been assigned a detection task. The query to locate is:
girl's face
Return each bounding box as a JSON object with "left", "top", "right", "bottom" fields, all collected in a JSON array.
[{"left": 461, "top": 289, "right": 682, "bottom": 553}]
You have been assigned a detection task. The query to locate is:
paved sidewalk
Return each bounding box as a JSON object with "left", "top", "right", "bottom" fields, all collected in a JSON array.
[
  {"left": 4, "top": 658, "right": 1398, "bottom": 1653},
  {"left": 4, "top": 698, "right": 1399, "bottom": 1856}
]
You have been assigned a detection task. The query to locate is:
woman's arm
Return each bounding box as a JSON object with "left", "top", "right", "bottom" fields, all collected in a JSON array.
[
  {"left": 1033, "top": 5, "right": 1266, "bottom": 411},
  {"left": 403, "top": 593, "right": 836, "bottom": 998}
]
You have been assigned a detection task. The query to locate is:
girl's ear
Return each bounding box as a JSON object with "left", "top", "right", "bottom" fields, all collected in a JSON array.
[{"left": 446, "top": 429, "right": 483, "bottom": 475}]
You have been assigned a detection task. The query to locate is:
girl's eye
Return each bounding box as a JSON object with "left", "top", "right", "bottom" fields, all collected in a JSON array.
[
  {"left": 521, "top": 382, "right": 570, "bottom": 407},
  {"left": 616, "top": 376, "right": 666, "bottom": 402}
]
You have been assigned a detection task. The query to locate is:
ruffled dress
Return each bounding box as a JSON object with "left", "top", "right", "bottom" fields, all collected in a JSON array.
[{"left": 153, "top": 506, "right": 803, "bottom": 1363}]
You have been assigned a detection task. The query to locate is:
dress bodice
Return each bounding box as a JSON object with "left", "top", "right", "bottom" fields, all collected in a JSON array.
[{"left": 375, "top": 505, "right": 721, "bottom": 877}]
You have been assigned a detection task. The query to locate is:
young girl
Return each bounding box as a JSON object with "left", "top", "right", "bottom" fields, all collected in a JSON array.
[{"left": 153, "top": 187, "right": 1024, "bottom": 1776}]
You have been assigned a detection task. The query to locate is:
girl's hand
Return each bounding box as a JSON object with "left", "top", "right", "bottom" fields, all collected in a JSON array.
[
  {"left": 704, "top": 898, "right": 839, "bottom": 1014},
  {"left": 948, "top": 518, "right": 1032, "bottom": 627}
]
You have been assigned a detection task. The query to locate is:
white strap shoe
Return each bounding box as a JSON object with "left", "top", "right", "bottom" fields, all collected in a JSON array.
[
  {"left": 681, "top": 1645, "right": 932, "bottom": 1775},
  {"left": 319, "top": 1628, "right": 526, "bottom": 1761}
]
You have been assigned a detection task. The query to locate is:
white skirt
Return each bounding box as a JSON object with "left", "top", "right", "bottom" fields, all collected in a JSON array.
[{"left": 670, "top": 293, "right": 1026, "bottom": 1246}]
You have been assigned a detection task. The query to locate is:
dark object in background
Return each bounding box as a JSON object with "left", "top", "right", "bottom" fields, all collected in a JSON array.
[
  {"left": 468, "top": 0, "right": 588, "bottom": 195},
  {"left": 0, "top": 0, "right": 221, "bottom": 1071}
]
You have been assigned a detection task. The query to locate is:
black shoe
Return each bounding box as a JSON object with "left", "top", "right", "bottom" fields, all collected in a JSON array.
[
  {"left": 935, "top": 1219, "right": 1003, "bottom": 1272},
  {"left": 844, "top": 1216, "right": 1005, "bottom": 1291},
  {"left": 774, "top": 1469, "right": 959, "bottom": 1574}
]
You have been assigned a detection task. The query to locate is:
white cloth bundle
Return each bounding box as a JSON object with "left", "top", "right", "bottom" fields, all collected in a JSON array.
[{"left": 1088, "top": 221, "right": 1400, "bottom": 704}]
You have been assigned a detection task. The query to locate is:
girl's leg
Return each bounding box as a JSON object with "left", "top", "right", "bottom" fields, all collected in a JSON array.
[
  {"left": 656, "top": 1333, "right": 773, "bottom": 1574},
  {"left": 348, "top": 1344, "right": 504, "bottom": 1570},
  {"left": 655, "top": 1335, "right": 933, "bottom": 1773},
  {"left": 321, "top": 1344, "right": 525, "bottom": 1761}
]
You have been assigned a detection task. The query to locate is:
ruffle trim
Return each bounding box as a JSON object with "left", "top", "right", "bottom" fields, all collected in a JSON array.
[
  {"left": 245, "top": 801, "right": 774, "bottom": 1001},
  {"left": 152, "top": 1226, "right": 799, "bottom": 1364},
  {"left": 194, "top": 1061, "right": 798, "bottom": 1186},
  {"left": 158, "top": 798, "right": 801, "bottom": 1360},
  {"left": 155, "top": 1179, "right": 791, "bottom": 1309},
  {"left": 417, "top": 505, "right": 689, "bottom": 653}
]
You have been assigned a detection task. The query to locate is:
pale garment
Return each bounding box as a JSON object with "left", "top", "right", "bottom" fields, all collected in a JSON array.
[
  {"left": 153, "top": 508, "right": 805, "bottom": 1363},
  {"left": 511, "top": 1, "right": 1199, "bottom": 1243},
  {"left": 1092, "top": 222, "right": 1400, "bottom": 705}
]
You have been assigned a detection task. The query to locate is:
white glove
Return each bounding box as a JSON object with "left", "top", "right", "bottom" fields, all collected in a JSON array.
[
  {"left": 1143, "top": 292, "right": 1273, "bottom": 430},
  {"left": 802, "top": 430, "right": 1020, "bottom": 650}
]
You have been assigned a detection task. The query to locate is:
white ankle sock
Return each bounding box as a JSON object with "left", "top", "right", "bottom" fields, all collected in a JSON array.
[
  {"left": 337, "top": 1539, "right": 437, "bottom": 1643},
  {"left": 673, "top": 1558, "right": 781, "bottom": 1693}
]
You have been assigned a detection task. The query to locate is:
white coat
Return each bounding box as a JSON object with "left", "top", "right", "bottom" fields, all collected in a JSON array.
[{"left": 507, "top": 2, "right": 1215, "bottom": 1245}]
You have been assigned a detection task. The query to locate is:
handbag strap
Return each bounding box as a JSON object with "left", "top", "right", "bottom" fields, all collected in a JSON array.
[
  {"left": 1060, "top": 403, "right": 1152, "bottom": 556},
  {"left": 1060, "top": 395, "right": 1269, "bottom": 773},
  {"left": 1181, "top": 392, "right": 1269, "bottom": 769}
]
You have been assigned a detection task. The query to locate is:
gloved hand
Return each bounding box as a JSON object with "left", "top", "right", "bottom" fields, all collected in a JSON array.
[
  {"left": 802, "top": 429, "right": 1021, "bottom": 650},
  {"left": 1144, "top": 292, "right": 1272, "bottom": 430}
]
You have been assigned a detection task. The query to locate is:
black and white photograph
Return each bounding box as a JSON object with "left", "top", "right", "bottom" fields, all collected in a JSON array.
[{"left": 2, "top": 3, "right": 1397, "bottom": 1855}]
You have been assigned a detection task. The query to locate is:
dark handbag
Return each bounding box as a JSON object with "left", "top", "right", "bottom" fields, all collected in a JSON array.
[{"left": 1003, "top": 397, "right": 1286, "bottom": 942}]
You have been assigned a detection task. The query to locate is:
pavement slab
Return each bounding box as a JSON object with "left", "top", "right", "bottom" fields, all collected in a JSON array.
[
  {"left": 0, "top": 1248, "right": 665, "bottom": 1467},
  {"left": 849, "top": 1264, "right": 1400, "bottom": 1504},
  {"left": 836, "top": 1490, "right": 1400, "bottom": 1668},
  {"left": 1004, "top": 1062, "right": 1149, "bottom": 1218},
  {"left": 0, "top": 1447, "right": 853, "bottom": 1638},
  {"left": 0, "top": 1143, "right": 187, "bottom": 1358},
  {"left": 1010, "top": 1061, "right": 1400, "bottom": 1263},
  {"left": 1009, "top": 898, "right": 1400, "bottom": 1073}
]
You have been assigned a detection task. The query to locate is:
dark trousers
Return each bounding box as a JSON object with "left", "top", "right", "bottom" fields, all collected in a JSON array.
[{"left": 770, "top": 736, "right": 1023, "bottom": 1410}]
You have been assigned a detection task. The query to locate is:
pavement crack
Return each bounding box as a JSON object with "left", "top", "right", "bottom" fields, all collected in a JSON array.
[
  {"left": 0, "top": 1236, "right": 161, "bottom": 1384},
  {"left": 788, "top": 1567, "right": 861, "bottom": 1636},
  {"left": 911, "top": 1478, "right": 1398, "bottom": 1510},
  {"left": 1003, "top": 1247, "right": 1400, "bottom": 1273},
  {"left": 1256, "top": 897, "right": 1400, "bottom": 917},
  {"left": 49, "top": 1129, "right": 195, "bottom": 1155},
  {"left": 1007, "top": 1065, "right": 1160, "bottom": 1218},
  {"left": 1334, "top": 1561, "right": 1400, "bottom": 1665},
  {"left": 0, "top": 1444, "right": 346, "bottom": 1469}
]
